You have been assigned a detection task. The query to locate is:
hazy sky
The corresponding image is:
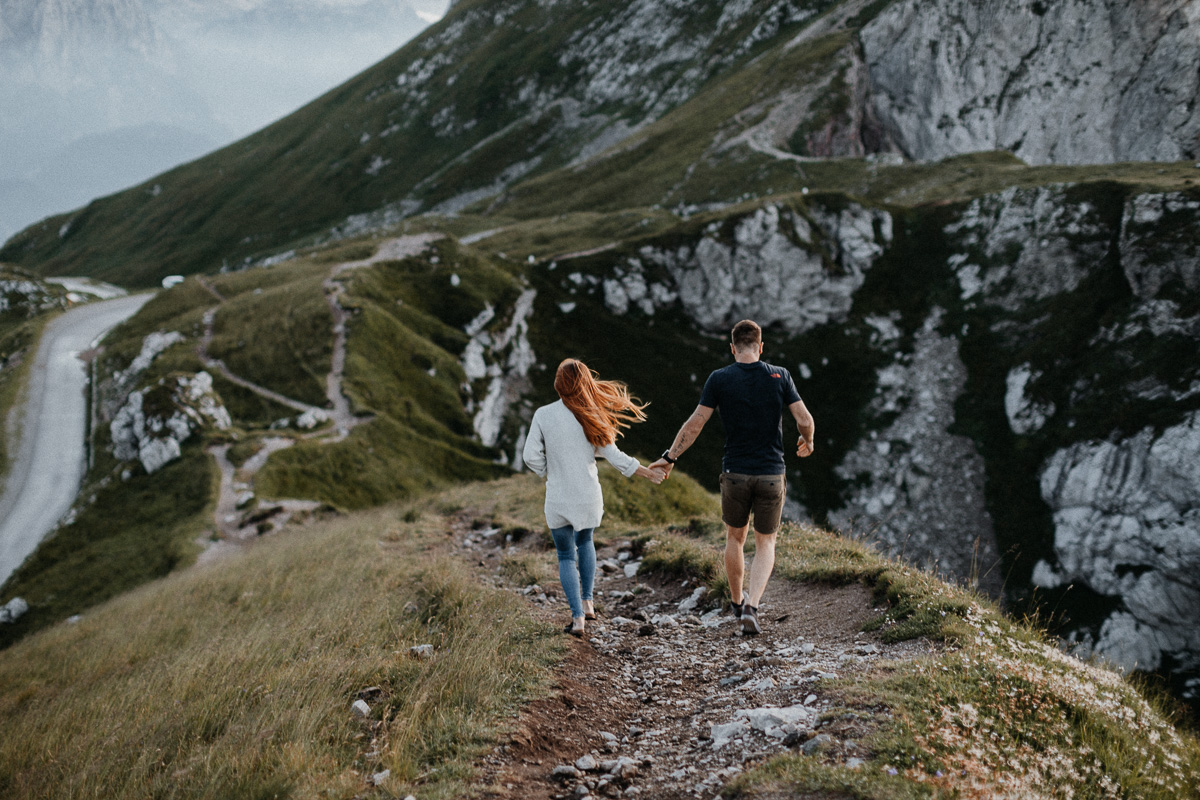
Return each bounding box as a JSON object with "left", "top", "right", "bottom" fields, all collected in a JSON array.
[{"left": 0, "top": 0, "right": 452, "bottom": 242}]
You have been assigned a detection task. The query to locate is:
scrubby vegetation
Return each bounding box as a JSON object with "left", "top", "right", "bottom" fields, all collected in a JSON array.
[
  {"left": 630, "top": 521, "right": 1200, "bottom": 799},
  {"left": 0, "top": 503, "right": 559, "bottom": 800}
]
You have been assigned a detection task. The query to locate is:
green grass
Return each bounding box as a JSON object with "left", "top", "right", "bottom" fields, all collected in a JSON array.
[
  {"left": 0, "top": 314, "right": 53, "bottom": 484},
  {"left": 0, "top": 500, "right": 563, "bottom": 800},
  {"left": 254, "top": 417, "right": 504, "bottom": 509},
  {"left": 1, "top": 467, "right": 1197, "bottom": 799},
  {"left": 206, "top": 262, "right": 333, "bottom": 408}
]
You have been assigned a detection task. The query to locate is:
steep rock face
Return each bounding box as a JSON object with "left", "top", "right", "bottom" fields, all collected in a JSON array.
[
  {"left": 461, "top": 289, "right": 538, "bottom": 459},
  {"left": 1120, "top": 192, "right": 1200, "bottom": 300},
  {"left": 828, "top": 310, "right": 1002, "bottom": 596},
  {"left": 944, "top": 185, "right": 1109, "bottom": 311},
  {"left": 553, "top": 184, "right": 1200, "bottom": 695},
  {"left": 861, "top": 0, "right": 1200, "bottom": 164},
  {"left": 636, "top": 201, "right": 892, "bottom": 335},
  {"left": 1037, "top": 412, "right": 1200, "bottom": 678}
]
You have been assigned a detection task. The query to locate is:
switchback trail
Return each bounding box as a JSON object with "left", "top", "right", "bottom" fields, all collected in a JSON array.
[{"left": 200, "top": 234, "right": 440, "bottom": 547}]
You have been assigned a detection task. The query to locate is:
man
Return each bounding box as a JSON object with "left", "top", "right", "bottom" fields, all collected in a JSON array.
[{"left": 650, "top": 319, "right": 815, "bottom": 635}]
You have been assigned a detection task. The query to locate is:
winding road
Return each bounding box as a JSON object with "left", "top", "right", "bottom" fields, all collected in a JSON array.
[{"left": 0, "top": 293, "right": 152, "bottom": 586}]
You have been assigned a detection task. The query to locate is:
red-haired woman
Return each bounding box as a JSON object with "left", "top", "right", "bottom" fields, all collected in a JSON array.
[{"left": 523, "top": 358, "right": 665, "bottom": 638}]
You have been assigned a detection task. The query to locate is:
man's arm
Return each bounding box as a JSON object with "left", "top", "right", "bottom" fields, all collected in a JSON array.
[
  {"left": 648, "top": 404, "right": 713, "bottom": 477},
  {"left": 790, "top": 399, "right": 815, "bottom": 457}
]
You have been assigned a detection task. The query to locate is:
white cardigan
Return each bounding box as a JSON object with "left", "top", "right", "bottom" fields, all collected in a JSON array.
[{"left": 523, "top": 400, "right": 640, "bottom": 530}]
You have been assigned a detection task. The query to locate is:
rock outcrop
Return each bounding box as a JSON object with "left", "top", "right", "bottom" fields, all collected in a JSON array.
[
  {"left": 635, "top": 201, "right": 892, "bottom": 335},
  {"left": 0, "top": 597, "right": 28, "bottom": 624},
  {"left": 861, "top": 0, "right": 1200, "bottom": 164},
  {"left": 546, "top": 183, "right": 1200, "bottom": 700},
  {"left": 110, "top": 371, "right": 231, "bottom": 474},
  {"left": 460, "top": 289, "right": 537, "bottom": 460},
  {"left": 1037, "top": 412, "right": 1200, "bottom": 678},
  {"left": 0, "top": 274, "right": 66, "bottom": 317}
]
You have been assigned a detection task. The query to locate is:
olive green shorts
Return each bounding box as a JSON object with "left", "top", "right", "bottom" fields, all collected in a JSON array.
[{"left": 719, "top": 472, "right": 786, "bottom": 535}]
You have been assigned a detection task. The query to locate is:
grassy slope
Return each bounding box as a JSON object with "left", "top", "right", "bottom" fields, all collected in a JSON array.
[
  {"left": 0, "top": 243, "right": 517, "bottom": 642},
  {"left": 0, "top": 475, "right": 1195, "bottom": 800},
  {"left": 0, "top": 473, "right": 715, "bottom": 800}
]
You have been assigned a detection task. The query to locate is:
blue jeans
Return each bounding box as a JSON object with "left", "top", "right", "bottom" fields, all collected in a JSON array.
[{"left": 551, "top": 526, "right": 595, "bottom": 619}]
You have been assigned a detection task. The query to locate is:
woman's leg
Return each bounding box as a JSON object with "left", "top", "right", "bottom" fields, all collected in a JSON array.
[
  {"left": 551, "top": 526, "right": 585, "bottom": 621},
  {"left": 576, "top": 528, "right": 596, "bottom": 614}
]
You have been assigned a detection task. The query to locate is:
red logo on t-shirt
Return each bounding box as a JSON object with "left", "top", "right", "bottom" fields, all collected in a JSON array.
[{"left": 770, "top": 373, "right": 781, "bottom": 378}]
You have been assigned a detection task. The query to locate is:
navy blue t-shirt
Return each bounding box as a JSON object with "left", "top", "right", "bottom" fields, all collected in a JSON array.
[{"left": 698, "top": 360, "right": 802, "bottom": 475}]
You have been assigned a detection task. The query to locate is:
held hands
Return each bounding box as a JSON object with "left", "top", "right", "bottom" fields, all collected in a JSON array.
[
  {"left": 797, "top": 437, "right": 815, "bottom": 457},
  {"left": 637, "top": 465, "right": 667, "bottom": 484},
  {"left": 648, "top": 458, "right": 674, "bottom": 479}
]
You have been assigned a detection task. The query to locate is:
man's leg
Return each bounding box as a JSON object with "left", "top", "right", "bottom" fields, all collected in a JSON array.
[
  {"left": 741, "top": 474, "right": 785, "bottom": 635},
  {"left": 745, "top": 531, "right": 776, "bottom": 607},
  {"left": 724, "top": 523, "right": 749, "bottom": 607}
]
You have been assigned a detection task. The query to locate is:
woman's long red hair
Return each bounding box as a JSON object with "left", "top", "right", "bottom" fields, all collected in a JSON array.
[{"left": 554, "top": 358, "right": 648, "bottom": 447}]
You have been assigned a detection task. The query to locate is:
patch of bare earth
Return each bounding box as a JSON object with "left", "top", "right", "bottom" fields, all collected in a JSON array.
[{"left": 450, "top": 514, "right": 936, "bottom": 799}]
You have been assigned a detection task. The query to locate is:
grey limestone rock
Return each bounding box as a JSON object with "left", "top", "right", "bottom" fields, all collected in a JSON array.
[
  {"left": 1120, "top": 192, "right": 1200, "bottom": 300},
  {"left": 0, "top": 597, "right": 29, "bottom": 624},
  {"left": 1038, "top": 410, "right": 1200, "bottom": 674},
  {"left": 944, "top": 186, "right": 1107, "bottom": 312},
  {"left": 110, "top": 371, "right": 232, "bottom": 474},
  {"left": 829, "top": 310, "right": 1003, "bottom": 596},
  {"left": 636, "top": 202, "right": 892, "bottom": 335},
  {"left": 861, "top": 0, "right": 1200, "bottom": 165}
]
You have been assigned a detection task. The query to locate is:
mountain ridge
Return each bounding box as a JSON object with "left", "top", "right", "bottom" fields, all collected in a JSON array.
[{"left": 3, "top": 0, "right": 1200, "bottom": 714}]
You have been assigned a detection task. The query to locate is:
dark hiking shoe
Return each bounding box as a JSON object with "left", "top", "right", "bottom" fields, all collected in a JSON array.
[
  {"left": 741, "top": 604, "right": 761, "bottom": 635},
  {"left": 731, "top": 590, "right": 749, "bottom": 619}
]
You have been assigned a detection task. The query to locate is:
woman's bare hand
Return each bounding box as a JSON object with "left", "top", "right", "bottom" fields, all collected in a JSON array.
[{"left": 637, "top": 465, "right": 666, "bottom": 484}]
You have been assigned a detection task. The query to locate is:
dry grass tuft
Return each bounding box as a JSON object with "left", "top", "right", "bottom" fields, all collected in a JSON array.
[{"left": 0, "top": 502, "right": 561, "bottom": 800}]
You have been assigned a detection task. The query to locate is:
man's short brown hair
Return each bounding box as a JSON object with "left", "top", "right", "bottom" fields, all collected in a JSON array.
[{"left": 731, "top": 319, "right": 762, "bottom": 352}]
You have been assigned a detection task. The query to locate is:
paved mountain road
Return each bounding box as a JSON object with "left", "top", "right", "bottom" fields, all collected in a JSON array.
[{"left": 0, "top": 293, "right": 152, "bottom": 587}]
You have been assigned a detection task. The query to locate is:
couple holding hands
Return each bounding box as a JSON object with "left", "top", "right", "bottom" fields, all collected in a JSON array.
[{"left": 523, "top": 320, "right": 816, "bottom": 639}]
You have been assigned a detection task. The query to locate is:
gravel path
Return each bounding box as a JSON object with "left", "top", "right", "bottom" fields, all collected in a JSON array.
[
  {"left": 0, "top": 293, "right": 152, "bottom": 585},
  {"left": 449, "top": 513, "right": 937, "bottom": 799}
]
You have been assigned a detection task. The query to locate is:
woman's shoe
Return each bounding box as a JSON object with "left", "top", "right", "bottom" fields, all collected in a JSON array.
[{"left": 564, "top": 620, "right": 585, "bottom": 637}]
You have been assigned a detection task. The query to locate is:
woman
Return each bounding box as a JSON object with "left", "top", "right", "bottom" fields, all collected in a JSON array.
[{"left": 523, "top": 358, "right": 665, "bottom": 638}]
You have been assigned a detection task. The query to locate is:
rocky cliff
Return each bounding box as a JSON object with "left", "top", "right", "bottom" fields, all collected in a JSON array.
[
  {"left": 860, "top": 0, "right": 1200, "bottom": 164},
  {"left": 544, "top": 180, "right": 1200, "bottom": 700}
]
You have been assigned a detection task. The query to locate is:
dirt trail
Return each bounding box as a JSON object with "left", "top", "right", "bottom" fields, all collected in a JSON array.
[
  {"left": 198, "top": 235, "right": 440, "bottom": 555},
  {"left": 449, "top": 513, "right": 936, "bottom": 800}
]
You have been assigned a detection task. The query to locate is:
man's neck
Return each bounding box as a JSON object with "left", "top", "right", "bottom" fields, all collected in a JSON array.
[{"left": 733, "top": 352, "right": 760, "bottom": 364}]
